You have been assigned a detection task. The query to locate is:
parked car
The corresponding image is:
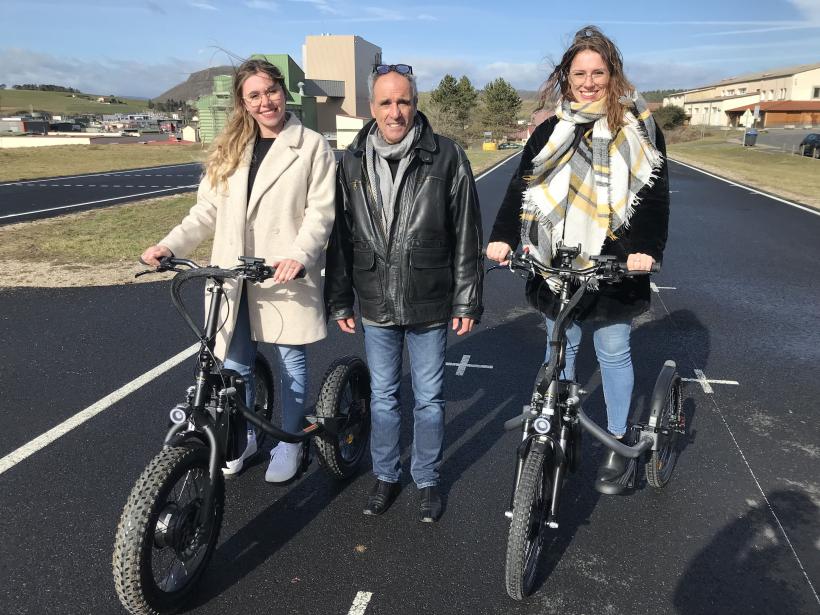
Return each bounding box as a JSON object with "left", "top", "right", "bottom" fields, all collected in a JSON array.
[
  {"left": 799, "top": 133, "right": 820, "bottom": 157},
  {"left": 498, "top": 142, "right": 522, "bottom": 149}
]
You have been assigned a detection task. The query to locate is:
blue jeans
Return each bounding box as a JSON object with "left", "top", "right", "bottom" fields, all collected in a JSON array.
[
  {"left": 545, "top": 317, "right": 633, "bottom": 437},
  {"left": 223, "top": 291, "right": 307, "bottom": 443},
  {"left": 363, "top": 324, "right": 447, "bottom": 488}
]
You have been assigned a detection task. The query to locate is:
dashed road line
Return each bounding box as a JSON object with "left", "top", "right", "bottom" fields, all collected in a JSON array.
[
  {"left": 0, "top": 162, "right": 201, "bottom": 186},
  {"left": 446, "top": 354, "right": 494, "bottom": 376},
  {"left": 0, "top": 184, "right": 198, "bottom": 221},
  {"left": 347, "top": 592, "right": 373, "bottom": 615}
]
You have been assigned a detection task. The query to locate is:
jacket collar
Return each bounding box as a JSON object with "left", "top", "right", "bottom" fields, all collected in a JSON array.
[{"left": 349, "top": 111, "right": 437, "bottom": 163}]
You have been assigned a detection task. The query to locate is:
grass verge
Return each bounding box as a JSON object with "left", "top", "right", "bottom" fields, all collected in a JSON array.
[
  {"left": 667, "top": 135, "right": 820, "bottom": 209},
  {"left": 0, "top": 143, "right": 208, "bottom": 182},
  {"left": 0, "top": 149, "right": 519, "bottom": 288}
]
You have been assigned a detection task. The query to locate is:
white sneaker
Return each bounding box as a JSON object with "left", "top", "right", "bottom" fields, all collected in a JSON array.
[
  {"left": 222, "top": 433, "right": 257, "bottom": 476},
  {"left": 265, "top": 441, "right": 303, "bottom": 483}
]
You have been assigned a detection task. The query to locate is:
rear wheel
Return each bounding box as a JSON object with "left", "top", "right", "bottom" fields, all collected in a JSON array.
[
  {"left": 314, "top": 356, "right": 371, "bottom": 480},
  {"left": 645, "top": 367, "right": 683, "bottom": 488},
  {"left": 505, "top": 447, "right": 551, "bottom": 601},
  {"left": 113, "top": 445, "right": 223, "bottom": 615},
  {"left": 252, "top": 352, "right": 275, "bottom": 443}
]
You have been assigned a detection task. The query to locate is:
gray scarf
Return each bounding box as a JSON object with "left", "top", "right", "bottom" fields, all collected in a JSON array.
[{"left": 365, "top": 120, "right": 420, "bottom": 234}]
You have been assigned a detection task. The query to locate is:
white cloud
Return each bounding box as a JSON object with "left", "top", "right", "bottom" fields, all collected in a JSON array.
[
  {"left": 288, "top": 0, "right": 340, "bottom": 14},
  {"left": 0, "top": 48, "right": 204, "bottom": 99},
  {"left": 245, "top": 0, "right": 278, "bottom": 9},
  {"left": 789, "top": 0, "right": 820, "bottom": 23},
  {"left": 188, "top": 1, "right": 218, "bottom": 10}
]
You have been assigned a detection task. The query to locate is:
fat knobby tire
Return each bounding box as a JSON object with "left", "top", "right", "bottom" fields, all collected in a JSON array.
[
  {"left": 505, "top": 448, "right": 549, "bottom": 601},
  {"left": 112, "top": 445, "right": 224, "bottom": 615},
  {"left": 314, "top": 356, "right": 370, "bottom": 480}
]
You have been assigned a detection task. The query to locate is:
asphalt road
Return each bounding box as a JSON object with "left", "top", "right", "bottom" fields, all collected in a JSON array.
[
  {"left": 0, "top": 151, "right": 347, "bottom": 225},
  {"left": 0, "top": 154, "right": 818, "bottom": 615},
  {"left": 0, "top": 163, "right": 202, "bottom": 224}
]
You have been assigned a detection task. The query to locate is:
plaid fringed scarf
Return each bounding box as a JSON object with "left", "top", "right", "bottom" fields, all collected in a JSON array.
[{"left": 521, "top": 95, "right": 662, "bottom": 287}]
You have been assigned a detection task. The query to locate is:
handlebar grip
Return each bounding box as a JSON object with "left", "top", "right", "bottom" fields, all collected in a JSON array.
[{"left": 618, "top": 261, "right": 661, "bottom": 274}]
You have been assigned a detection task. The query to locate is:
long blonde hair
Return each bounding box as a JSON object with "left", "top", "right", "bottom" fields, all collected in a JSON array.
[
  {"left": 204, "top": 59, "right": 286, "bottom": 189},
  {"left": 537, "top": 25, "right": 635, "bottom": 133}
]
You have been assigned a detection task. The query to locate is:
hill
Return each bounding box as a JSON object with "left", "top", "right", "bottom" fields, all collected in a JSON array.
[
  {"left": 0, "top": 89, "right": 149, "bottom": 116},
  {"left": 153, "top": 66, "right": 235, "bottom": 104}
]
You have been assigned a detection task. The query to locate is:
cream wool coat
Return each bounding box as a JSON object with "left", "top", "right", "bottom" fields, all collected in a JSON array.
[{"left": 159, "top": 114, "right": 336, "bottom": 357}]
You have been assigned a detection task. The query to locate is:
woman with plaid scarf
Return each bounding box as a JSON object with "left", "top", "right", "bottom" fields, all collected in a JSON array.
[{"left": 486, "top": 25, "right": 670, "bottom": 495}]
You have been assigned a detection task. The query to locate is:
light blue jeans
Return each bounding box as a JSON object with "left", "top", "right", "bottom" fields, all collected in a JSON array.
[
  {"left": 223, "top": 290, "right": 307, "bottom": 443},
  {"left": 363, "top": 323, "right": 447, "bottom": 489},
  {"left": 545, "top": 317, "right": 633, "bottom": 437}
]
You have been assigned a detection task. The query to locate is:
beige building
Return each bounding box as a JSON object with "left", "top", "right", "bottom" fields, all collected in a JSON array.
[
  {"left": 663, "top": 61, "right": 820, "bottom": 127},
  {"left": 303, "top": 34, "right": 381, "bottom": 134}
]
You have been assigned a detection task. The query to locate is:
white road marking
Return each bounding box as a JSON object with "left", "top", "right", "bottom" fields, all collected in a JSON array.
[
  {"left": 474, "top": 149, "right": 522, "bottom": 181},
  {"left": 682, "top": 369, "right": 739, "bottom": 394},
  {"left": 0, "top": 185, "right": 198, "bottom": 221},
  {"left": 446, "top": 354, "right": 493, "bottom": 376},
  {"left": 650, "top": 282, "right": 677, "bottom": 293},
  {"left": 0, "top": 344, "right": 198, "bottom": 476},
  {"left": 670, "top": 158, "right": 820, "bottom": 217},
  {"left": 347, "top": 592, "right": 373, "bottom": 615}
]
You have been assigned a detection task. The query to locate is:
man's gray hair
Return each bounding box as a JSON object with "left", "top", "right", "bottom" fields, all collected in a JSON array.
[{"left": 368, "top": 70, "right": 419, "bottom": 104}]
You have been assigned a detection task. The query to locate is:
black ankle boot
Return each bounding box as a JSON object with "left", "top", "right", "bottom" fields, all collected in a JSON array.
[
  {"left": 363, "top": 480, "right": 399, "bottom": 516},
  {"left": 595, "top": 438, "right": 637, "bottom": 495}
]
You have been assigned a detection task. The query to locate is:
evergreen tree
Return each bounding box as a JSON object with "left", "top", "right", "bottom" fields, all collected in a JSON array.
[{"left": 480, "top": 78, "right": 521, "bottom": 140}]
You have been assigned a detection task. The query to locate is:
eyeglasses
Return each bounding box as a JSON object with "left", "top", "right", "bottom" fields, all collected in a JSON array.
[
  {"left": 373, "top": 63, "right": 413, "bottom": 76},
  {"left": 568, "top": 70, "right": 609, "bottom": 86},
  {"left": 243, "top": 85, "right": 283, "bottom": 106}
]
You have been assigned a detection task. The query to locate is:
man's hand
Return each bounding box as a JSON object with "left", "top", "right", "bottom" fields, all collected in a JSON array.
[
  {"left": 140, "top": 244, "right": 172, "bottom": 267},
  {"left": 486, "top": 241, "right": 512, "bottom": 266},
  {"left": 626, "top": 252, "right": 655, "bottom": 272},
  {"left": 336, "top": 317, "right": 356, "bottom": 334},
  {"left": 451, "top": 317, "right": 475, "bottom": 336}
]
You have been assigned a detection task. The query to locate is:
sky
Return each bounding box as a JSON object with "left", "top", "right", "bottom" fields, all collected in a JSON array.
[{"left": 2, "top": 0, "right": 820, "bottom": 98}]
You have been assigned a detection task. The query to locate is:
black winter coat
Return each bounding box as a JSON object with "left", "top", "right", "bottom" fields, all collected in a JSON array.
[
  {"left": 489, "top": 116, "right": 670, "bottom": 322},
  {"left": 325, "top": 113, "right": 484, "bottom": 325}
]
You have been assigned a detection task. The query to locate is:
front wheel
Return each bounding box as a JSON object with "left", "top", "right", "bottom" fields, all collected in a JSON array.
[
  {"left": 113, "top": 445, "right": 224, "bottom": 615},
  {"left": 505, "top": 447, "right": 551, "bottom": 601},
  {"left": 314, "top": 356, "right": 371, "bottom": 480},
  {"left": 252, "top": 352, "right": 275, "bottom": 443},
  {"left": 645, "top": 362, "right": 684, "bottom": 488}
]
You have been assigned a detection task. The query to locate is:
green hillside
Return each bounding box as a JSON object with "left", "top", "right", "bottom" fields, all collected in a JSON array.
[{"left": 0, "top": 89, "right": 150, "bottom": 116}]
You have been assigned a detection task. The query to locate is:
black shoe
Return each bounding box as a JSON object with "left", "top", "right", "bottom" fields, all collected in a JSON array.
[
  {"left": 595, "top": 449, "right": 636, "bottom": 495},
  {"left": 418, "top": 486, "right": 442, "bottom": 523},
  {"left": 363, "top": 480, "right": 399, "bottom": 516}
]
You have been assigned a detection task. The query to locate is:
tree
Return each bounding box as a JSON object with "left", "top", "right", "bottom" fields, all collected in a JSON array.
[
  {"left": 480, "top": 78, "right": 521, "bottom": 140},
  {"left": 429, "top": 74, "right": 479, "bottom": 146},
  {"left": 653, "top": 104, "right": 687, "bottom": 130},
  {"left": 147, "top": 99, "right": 155, "bottom": 109}
]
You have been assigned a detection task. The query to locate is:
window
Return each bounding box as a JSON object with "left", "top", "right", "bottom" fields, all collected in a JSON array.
[
  {"left": 814, "top": 87, "right": 820, "bottom": 99},
  {"left": 739, "top": 88, "right": 746, "bottom": 94}
]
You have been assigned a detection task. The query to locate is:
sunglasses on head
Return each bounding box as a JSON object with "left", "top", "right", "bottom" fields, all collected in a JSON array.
[{"left": 373, "top": 63, "right": 413, "bottom": 75}]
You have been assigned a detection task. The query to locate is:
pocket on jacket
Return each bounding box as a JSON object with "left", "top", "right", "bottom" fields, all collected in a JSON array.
[
  {"left": 352, "top": 247, "right": 383, "bottom": 302},
  {"left": 408, "top": 247, "right": 452, "bottom": 304}
]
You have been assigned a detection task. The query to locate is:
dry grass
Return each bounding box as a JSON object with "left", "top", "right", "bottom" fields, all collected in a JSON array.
[
  {"left": 0, "top": 143, "right": 208, "bottom": 182},
  {"left": 667, "top": 135, "right": 820, "bottom": 209}
]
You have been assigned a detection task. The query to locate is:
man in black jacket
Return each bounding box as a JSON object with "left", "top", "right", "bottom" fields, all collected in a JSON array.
[{"left": 325, "top": 63, "right": 483, "bottom": 522}]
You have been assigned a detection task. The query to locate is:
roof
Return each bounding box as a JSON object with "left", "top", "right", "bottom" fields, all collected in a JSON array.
[
  {"left": 726, "top": 100, "right": 820, "bottom": 113},
  {"left": 674, "top": 61, "right": 820, "bottom": 95},
  {"left": 302, "top": 79, "right": 345, "bottom": 97}
]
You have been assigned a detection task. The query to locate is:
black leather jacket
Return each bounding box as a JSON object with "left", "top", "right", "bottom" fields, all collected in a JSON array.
[{"left": 325, "top": 113, "right": 484, "bottom": 325}]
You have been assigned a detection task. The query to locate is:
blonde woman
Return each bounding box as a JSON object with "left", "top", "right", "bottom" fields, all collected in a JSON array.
[
  {"left": 486, "top": 26, "right": 670, "bottom": 494},
  {"left": 141, "top": 58, "right": 336, "bottom": 483}
]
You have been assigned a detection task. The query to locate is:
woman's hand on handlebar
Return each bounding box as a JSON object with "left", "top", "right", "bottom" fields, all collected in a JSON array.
[
  {"left": 626, "top": 252, "right": 655, "bottom": 272},
  {"left": 271, "top": 258, "right": 304, "bottom": 284},
  {"left": 140, "top": 245, "right": 173, "bottom": 268},
  {"left": 486, "top": 241, "right": 513, "bottom": 266}
]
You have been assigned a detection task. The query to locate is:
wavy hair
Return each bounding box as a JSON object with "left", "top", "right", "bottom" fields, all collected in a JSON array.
[
  {"left": 204, "top": 58, "right": 286, "bottom": 190},
  {"left": 537, "top": 25, "right": 635, "bottom": 133}
]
